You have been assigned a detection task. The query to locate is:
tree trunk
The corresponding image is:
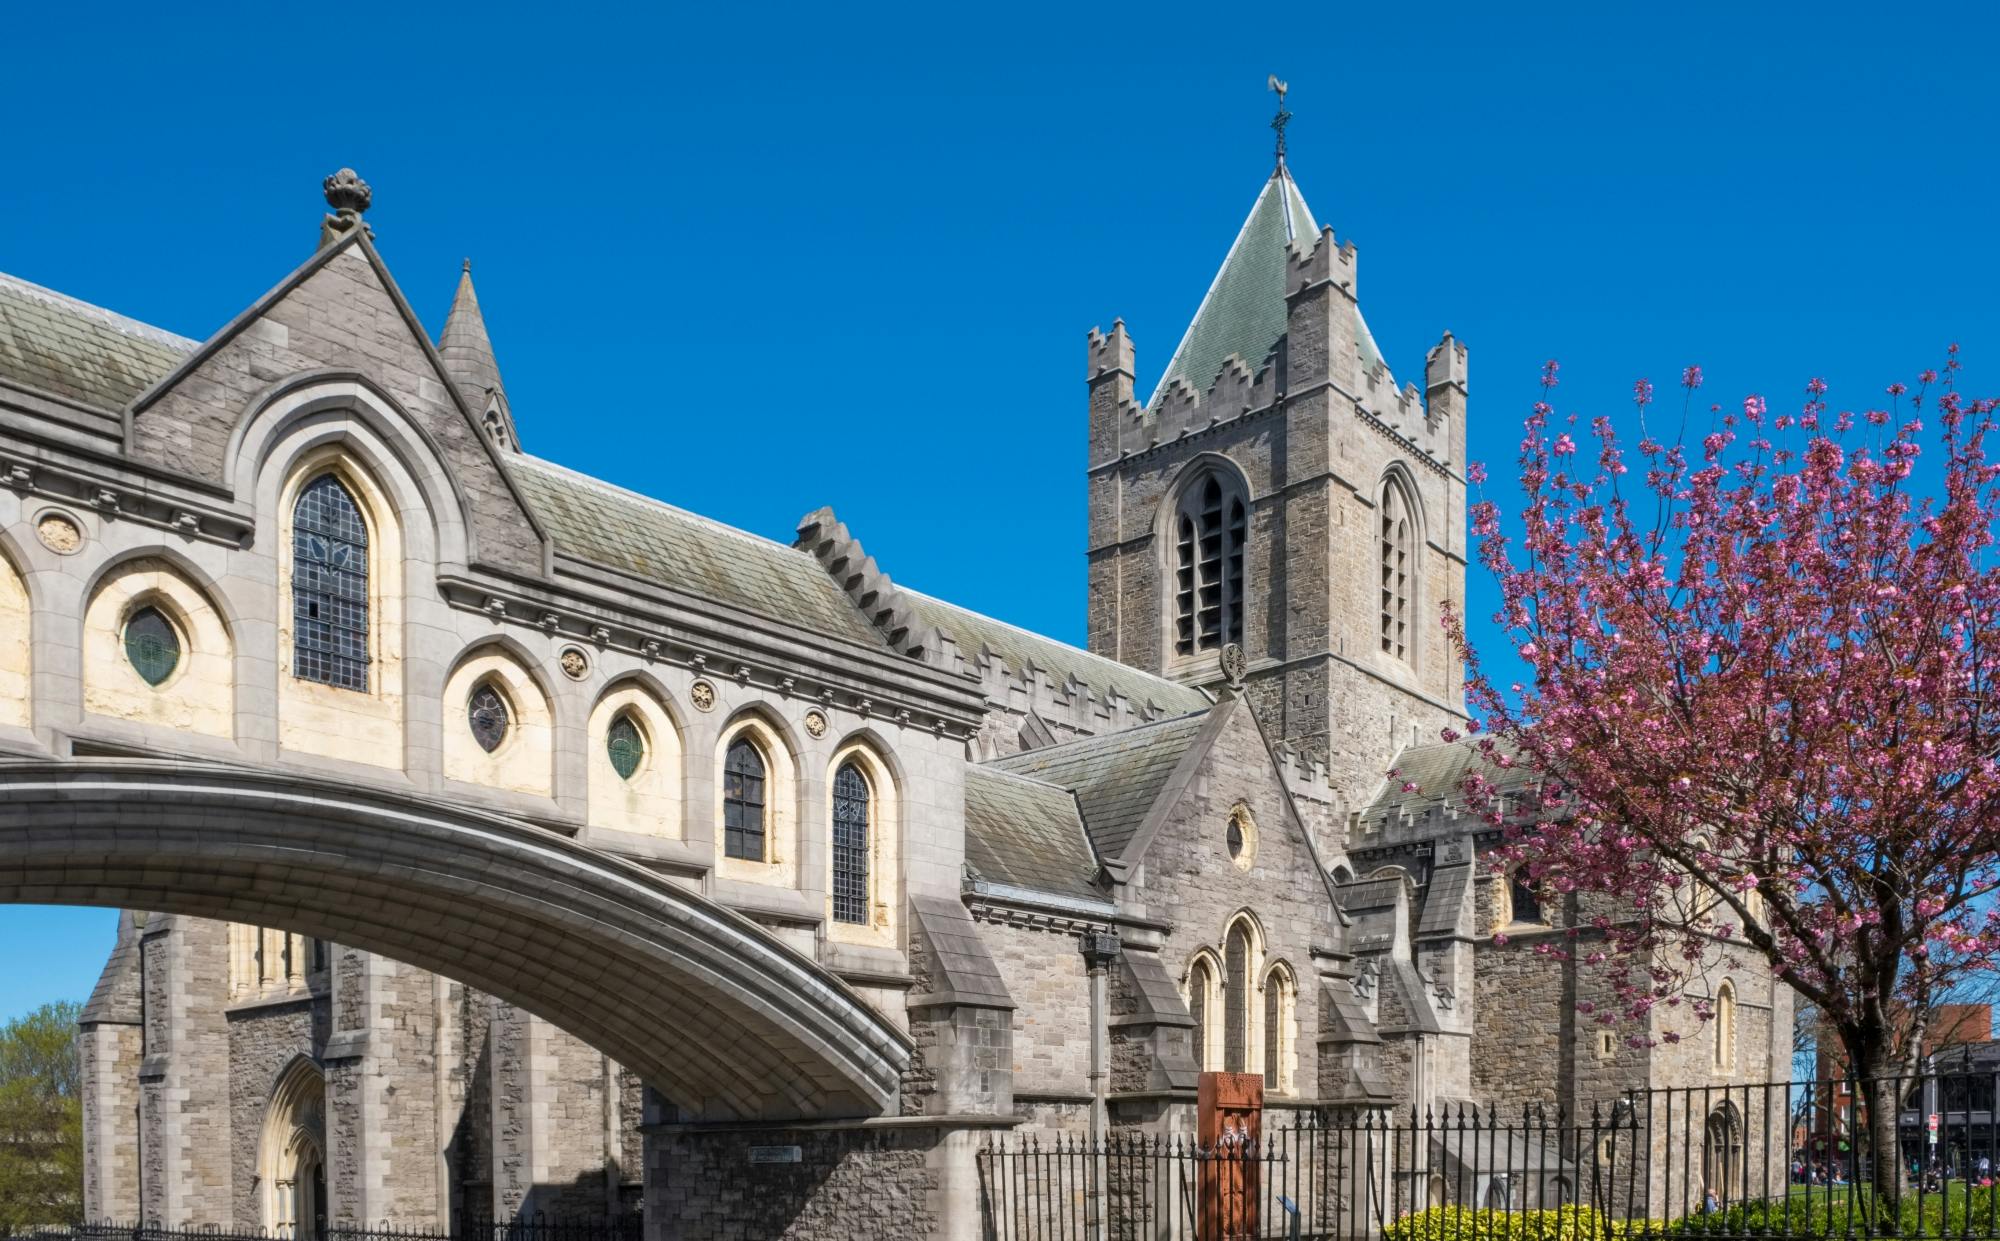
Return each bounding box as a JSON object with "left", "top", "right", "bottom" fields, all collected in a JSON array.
[{"left": 1854, "top": 1046, "right": 1907, "bottom": 1232}]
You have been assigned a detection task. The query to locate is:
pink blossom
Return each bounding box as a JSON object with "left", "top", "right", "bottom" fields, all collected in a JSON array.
[{"left": 1682, "top": 366, "right": 1703, "bottom": 389}]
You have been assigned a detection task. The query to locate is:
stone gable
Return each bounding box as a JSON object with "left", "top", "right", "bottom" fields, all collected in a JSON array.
[{"left": 128, "top": 237, "right": 544, "bottom": 577}]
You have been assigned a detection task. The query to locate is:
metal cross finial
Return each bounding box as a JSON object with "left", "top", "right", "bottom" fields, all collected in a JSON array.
[{"left": 1268, "top": 74, "right": 1291, "bottom": 169}]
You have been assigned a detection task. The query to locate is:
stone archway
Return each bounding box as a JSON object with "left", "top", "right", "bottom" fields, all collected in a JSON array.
[
  {"left": 0, "top": 758, "right": 909, "bottom": 1121},
  {"left": 259, "top": 1058, "right": 328, "bottom": 1239}
]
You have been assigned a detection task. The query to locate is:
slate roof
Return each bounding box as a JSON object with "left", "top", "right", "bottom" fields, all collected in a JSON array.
[
  {"left": 0, "top": 271, "right": 193, "bottom": 409},
  {"left": 985, "top": 710, "right": 1211, "bottom": 861},
  {"left": 1148, "top": 167, "right": 1388, "bottom": 407},
  {"left": 509, "top": 455, "right": 886, "bottom": 647},
  {"left": 909, "top": 894, "right": 1015, "bottom": 1009},
  {"left": 80, "top": 911, "right": 142, "bottom": 1026},
  {"left": 962, "top": 766, "right": 1104, "bottom": 904},
  {"left": 1416, "top": 862, "right": 1472, "bottom": 938},
  {"left": 1363, "top": 737, "right": 1535, "bottom": 823},
  {"left": 903, "top": 588, "right": 1211, "bottom": 717}
]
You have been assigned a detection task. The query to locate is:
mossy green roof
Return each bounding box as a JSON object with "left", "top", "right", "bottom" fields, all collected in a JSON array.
[
  {"left": 986, "top": 710, "right": 1211, "bottom": 861},
  {"left": 903, "top": 589, "right": 1210, "bottom": 716},
  {"left": 510, "top": 456, "right": 888, "bottom": 647},
  {"left": 1148, "top": 168, "right": 1388, "bottom": 406},
  {"left": 963, "top": 767, "right": 1104, "bottom": 903},
  {"left": 0, "top": 271, "right": 194, "bottom": 409}
]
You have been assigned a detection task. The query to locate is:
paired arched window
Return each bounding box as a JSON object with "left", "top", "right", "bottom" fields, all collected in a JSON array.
[
  {"left": 1713, "top": 981, "right": 1737, "bottom": 1073},
  {"left": 831, "top": 761, "right": 871, "bottom": 924},
  {"left": 1223, "top": 920, "right": 1254, "bottom": 1073},
  {"left": 723, "top": 738, "right": 769, "bottom": 861},
  {"left": 1188, "top": 956, "right": 1219, "bottom": 1071},
  {"left": 1263, "top": 964, "right": 1296, "bottom": 1093},
  {"left": 1173, "top": 474, "right": 1246, "bottom": 657},
  {"left": 1379, "top": 479, "right": 1415, "bottom": 662},
  {"left": 292, "top": 473, "right": 370, "bottom": 691}
]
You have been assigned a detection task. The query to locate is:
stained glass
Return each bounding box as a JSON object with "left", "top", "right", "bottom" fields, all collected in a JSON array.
[
  {"left": 468, "top": 684, "right": 509, "bottom": 753},
  {"left": 607, "top": 715, "right": 644, "bottom": 780},
  {"left": 293, "top": 474, "right": 370, "bottom": 691},
  {"left": 831, "top": 762, "right": 870, "bottom": 924},
  {"left": 124, "top": 606, "right": 180, "bottom": 686},
  {"left": 723, "top": 740, "right": 767, "bottom": 860}
]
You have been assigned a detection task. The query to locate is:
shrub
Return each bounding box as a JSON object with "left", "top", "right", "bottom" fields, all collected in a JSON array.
[{"left": 1387, "top": 1204, "right": 1632, "bottom": 1241}]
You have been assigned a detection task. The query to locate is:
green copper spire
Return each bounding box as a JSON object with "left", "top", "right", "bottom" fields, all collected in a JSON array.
[{"left": 1146, "top": 93, "right": 1391, "bottom": 408}]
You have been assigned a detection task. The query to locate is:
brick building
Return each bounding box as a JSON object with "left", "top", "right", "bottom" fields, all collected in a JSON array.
[{"left": 15, "top": 114, "right": 1790, "bottom": 1237}]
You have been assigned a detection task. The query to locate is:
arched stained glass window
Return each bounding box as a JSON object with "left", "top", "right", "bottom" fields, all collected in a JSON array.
[
  {"left": 723, "top": 739, "right": 768, "bottom": 861},
  {"left": 293, "top": 474, "right": 370, "bottom": 691},
  {"left": 1174, "top": 474, "right": 1246, "bottom": 657},
  {"left": 468, "top": 684, "right": 509, "bottom": 753},
  {"left": 831, "top": 762, "right": 871, "bottom": 925},
  {"left": 1224, "top": 922, "right": 1252, "bottom": 1073},
  {"left": 124, "top": 606, "right": 180, "bottom": 686},
  {"left": 1380, "top": 481, "right": 1414, "bottom": 662},
  {"left": 1263, "top": 968, "right": 1293, "bottom": 1091},
  {"left": 606, "top": 714, "right": 645, "bottom": 780}
]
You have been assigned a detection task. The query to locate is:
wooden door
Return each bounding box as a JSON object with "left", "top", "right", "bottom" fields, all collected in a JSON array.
[{"left": 1198, "top": 1071, "right": 1263, "bottom": 1240}]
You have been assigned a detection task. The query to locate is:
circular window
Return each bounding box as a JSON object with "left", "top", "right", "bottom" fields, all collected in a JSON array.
[
  {"left": 468, "top": 684, "right": 510, "bottom": 754},
  {"left": 123, "top": 607, "right": 181, "bottom": 686},
  {"left": 1226, "top": 805, "right": 1256, "bottom": 870},
  {"left": 606, "top": 714, "right": 645, "bottom": 780}
]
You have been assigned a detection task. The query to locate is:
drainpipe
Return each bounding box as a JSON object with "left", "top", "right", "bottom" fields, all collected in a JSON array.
[{"left": 1079, "top": 930, "right": 1122, "bottom": 1241}]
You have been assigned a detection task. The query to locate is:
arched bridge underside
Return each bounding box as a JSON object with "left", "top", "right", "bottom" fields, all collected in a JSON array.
[{"left": 0, "top": 758, "right": 909, "bottom": 1122}]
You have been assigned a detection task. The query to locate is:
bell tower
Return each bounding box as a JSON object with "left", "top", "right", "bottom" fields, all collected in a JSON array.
[{"left": 1084, "top": 87, "right": 1469, "bottom": 801}]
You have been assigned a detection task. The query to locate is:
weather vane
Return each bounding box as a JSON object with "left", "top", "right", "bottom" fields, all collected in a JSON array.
[{"left": 1268, "top": 74, "right": 1291, "bottom": 169}]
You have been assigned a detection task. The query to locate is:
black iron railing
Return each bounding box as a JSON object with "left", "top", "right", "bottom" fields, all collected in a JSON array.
[
  {"left": 17, "top": 1218, "right": 643, "bottom": 1241},
  {"left": 979, "top": 1072, "right": 2000, "bottom": 1240}
]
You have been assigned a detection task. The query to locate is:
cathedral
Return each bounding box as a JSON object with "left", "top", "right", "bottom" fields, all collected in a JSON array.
[{"left": 0, "top": 117, "right": 1787, "bottom": 1237}]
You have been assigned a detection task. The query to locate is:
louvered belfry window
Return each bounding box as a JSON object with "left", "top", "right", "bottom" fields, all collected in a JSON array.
[
  {"left": 1380, "top": 481, "right": 1413, "bottom": 662},
  {"left": 831, "top": 761, "right": 871, "bottom": 925},
  {"left": 293, "top": 473, "right": 371, "bottom": 691},
  {"left": 723, "top": 739, "right": 768, "bottom": 861},
  {"left": 1173, "top": 475, "right": 1246, "bottom": 657}
]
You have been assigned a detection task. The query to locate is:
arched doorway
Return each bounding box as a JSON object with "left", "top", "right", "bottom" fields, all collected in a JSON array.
[
  {"left": 259, "top": 1058, "right": 328, "bottom": 1239},
  {"left": 1703, "top": 1104, "right": 1743, "bottom": 1204}
]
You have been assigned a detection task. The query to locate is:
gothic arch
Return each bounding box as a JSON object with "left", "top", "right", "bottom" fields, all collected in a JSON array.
[
  {"left": 227, "top": 373, "right": 469, "bottom": 568},
  {"left": 273, "top": 446, "right": 408, "bottom": 770},
  {"left": 442, "top": 639, "right": 556, "bottom": 798},
  {"left": 256, "top": 1055, "right": 326, "bottom": 1237},
  {"left": 1158, "top": 454, "right": 1252, "bottom": 665},
  {"left": 716, "top": 708, "right": 801, "bottom": 889},
  {"left": 80, "top": 554, "right": 237, "bottom": 740},
  {"left": 586, "top": 674, "right": 685, "bottom": 840},
  {"left": 1183, "top": 947, "right": 1225, "bottom": 1072},
  {"left": 1375, "top": 467, "right": 1424, "bottom": 667},
  {"left": 0, "top": 535, "right": 30, "bottom": 730},
  {"left": 0, "top": 758, "right": 908, "bottom": 1120},
  {"left": 822, "top": 734, "right": 901, "bottom": 948}
]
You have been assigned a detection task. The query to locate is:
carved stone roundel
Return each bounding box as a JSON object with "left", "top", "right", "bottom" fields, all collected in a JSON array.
[
  {"left": 558, "top": 647, "right": 589, "bottom": 681},
  {"left": 803, "top": 709, "right": 828, "bottom": 739},
  {"left": 35, "top": 512, "right": 82, "bottom": 555},
  {"left": 689, "top": 679, "right": 717, "bottom": 712}
]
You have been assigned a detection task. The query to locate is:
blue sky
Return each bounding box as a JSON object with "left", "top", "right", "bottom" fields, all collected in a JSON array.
[{"left": 3, "top": 1, "right": 1997, "bottom": 1020}]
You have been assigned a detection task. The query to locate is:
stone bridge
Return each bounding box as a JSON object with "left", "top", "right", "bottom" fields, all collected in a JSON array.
[{"left": 0, "top": 758, "right": 909, "bottom": 1122}]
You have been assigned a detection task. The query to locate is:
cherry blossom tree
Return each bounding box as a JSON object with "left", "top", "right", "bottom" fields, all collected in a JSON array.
[{"left": 1445, "top": 352, "right": 2000, "bottom": 1211}]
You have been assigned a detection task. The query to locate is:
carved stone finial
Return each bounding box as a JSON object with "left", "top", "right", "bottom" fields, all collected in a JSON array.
[
  {"left": 1220, "top": 642, "right": 1247, "bottom": 689},
  {"left": 324, "top": 168, "right": 371, "bottom": 214},
  {"left": 320, "top": 168, "right": 373, "bottom": 246}
]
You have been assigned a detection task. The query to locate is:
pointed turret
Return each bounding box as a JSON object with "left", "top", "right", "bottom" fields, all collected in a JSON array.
[
  {"left": 440, "top": 259, "right": 504, "bottom": 401},
  {"left": 439, "top": 260, "right": 521, "bottom": 452}
]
